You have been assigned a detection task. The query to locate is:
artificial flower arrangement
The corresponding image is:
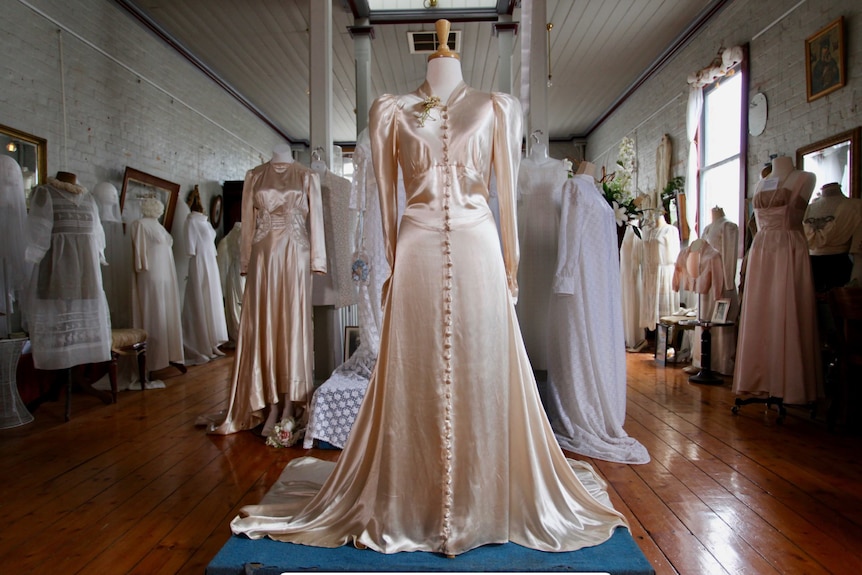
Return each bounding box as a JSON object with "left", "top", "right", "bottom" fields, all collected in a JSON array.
[
  {"left": 265, "top": 417, "right": 305, "bottom": 448},
  {"left": 417, "top": 95, "right": 442, "bottom": 127},
  {"left": 600, "top": 136, "right": 644, "bottom": 235}
]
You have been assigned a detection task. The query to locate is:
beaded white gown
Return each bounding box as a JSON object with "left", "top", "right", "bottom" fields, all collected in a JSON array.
[{"left": 230, "top": 82, "right": 628, "bottom": 555}]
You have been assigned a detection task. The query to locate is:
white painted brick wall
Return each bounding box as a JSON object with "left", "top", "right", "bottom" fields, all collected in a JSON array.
[
  {"left": 588, "top": 0, "right": 862, "bottom": 237},
  {"left": 1, "top": 0, "right": 288, "bottom": 327}
]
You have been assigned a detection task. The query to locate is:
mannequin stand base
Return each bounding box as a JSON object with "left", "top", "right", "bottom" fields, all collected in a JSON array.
[
  {"left": 688, "top": 369, "right": 723, "bottom": 385},
  {"left": 732, "top": 396, "right": 786, "bottom": 424}
]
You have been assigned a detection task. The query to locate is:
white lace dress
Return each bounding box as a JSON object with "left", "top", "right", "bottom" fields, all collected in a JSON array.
[
  {"left": 514, "top": 156, "right": 568, "bottom": 370},
  {"left": 640, "top": 221, "right": 681, "bottom": 330},
  {"left": 181, "top": 211, "right": 228, "bottom": 365},
  {"left": 545, "top": 175, "right": 649, "bottom": 464},
  {"left": 23, "top": 179, "right": 112, "bottom": 370}
]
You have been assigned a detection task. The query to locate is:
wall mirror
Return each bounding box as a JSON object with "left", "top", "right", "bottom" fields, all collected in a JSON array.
[
  {"left": 0, "top": 123, "right": 47, "bottom": 198},
  {"left": 796, "top": 127, "right": 860, "bottom": 199},
  {"left": 120, "top": 166, "right": 180, "bottom": 231}
]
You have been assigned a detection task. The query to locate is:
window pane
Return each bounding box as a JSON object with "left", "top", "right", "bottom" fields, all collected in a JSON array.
[
  {"left": 700, "top": 159, "right": 740, "bottom": 228},
  {"left": 703, "top": 73, "right": 741, "bottom": 166}
]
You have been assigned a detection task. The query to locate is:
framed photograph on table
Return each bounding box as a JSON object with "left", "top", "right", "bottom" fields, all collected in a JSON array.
[
  {"left": 805, "top": 17, "right": 845, "bottom": 102},
  {"left": 711, "top": 299, "right": 731, "bottom": 323},
  {"left": 343, "top": 326, "right": 360, "bottom": 362}
]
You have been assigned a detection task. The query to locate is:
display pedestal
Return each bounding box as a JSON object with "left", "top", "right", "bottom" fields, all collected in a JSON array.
[
  {"left": 688, "top": 321, "right": 732, "bottom": 385},
  {"left": 0, "top": 337, "right": 34, "bottom": 429}
]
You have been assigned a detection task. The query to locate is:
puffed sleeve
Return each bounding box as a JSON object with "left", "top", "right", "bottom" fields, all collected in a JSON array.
[
  {"left": 24, "top": 185, "right": 54, "bottom": 264},
  {"left": 239, "top": 168, "right": 257, "bottom": 275},
  {"left": 306, "top": 170, "right": 327, "bottom": 274},
  {"left": 672, "top": 247, "right": 687, "bottom": 292},
  {"left": 184, "top": 217, "right": 197, "bottom": 257},
  {"left": 130, "top": 219, "right": 148, "bottom": 272},
  {"left": 491, "top": 92, "right": 523, "bottom": 300},
  {"left": 369, "top": 94, "right": 400, "bottom": 273}
]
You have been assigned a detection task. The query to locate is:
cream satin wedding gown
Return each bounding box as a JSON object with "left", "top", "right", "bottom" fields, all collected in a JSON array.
[{"left": 230, "top": 82, "right": 628, "bottom": 555}]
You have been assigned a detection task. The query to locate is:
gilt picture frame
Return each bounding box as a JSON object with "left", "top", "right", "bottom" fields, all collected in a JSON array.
[{"left": 805, "top": 17, "right": 845, "bottom": 102}]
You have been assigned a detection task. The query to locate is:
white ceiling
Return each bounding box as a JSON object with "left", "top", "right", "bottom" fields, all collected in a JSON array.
[{"left": 115, "top": 0, "right": 729, "bottom": 146}]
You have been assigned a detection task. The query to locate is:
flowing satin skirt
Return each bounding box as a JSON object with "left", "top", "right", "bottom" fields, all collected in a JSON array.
[
  {"left": 208, "top": 225, "right": 314, "bottom": 434},
  {"left": 230, "top": 210, "right": 627, "bottom": 555}
]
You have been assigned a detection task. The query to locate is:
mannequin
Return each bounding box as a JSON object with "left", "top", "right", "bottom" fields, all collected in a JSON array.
[
  {"left": 804, "top": 182, "right": 862, "bottom": 290},
  {"left": 228, "top": 18, "right": 627, "bottom": 557},
  {"left": 694, "top": 205, "right": 739, "bottom": 375},
  {"left": 515, "top": 130, "right": 568, "bottom": 370},
  {"left": 206, "top": 143, "right": 327, "bottom": 436},
  {"left": 641, "top": 210, "right": 680, "bottom": 330},
  {"left": 576, "top": 160, "right": 596, "bottom": 177},
  {"left": 545, "top": 171, "right": 650, "bottom": 464},
  {"left": 181, "top": 187, "right": 228, "bottom": 365},
  {"left": 130, "top": 197, "right": 185, "bottom": 374},
  {"left": 734, "top": 156, "right": 820, "bottom": 412},
  {"left": 24, "top": 173, "right": 111, "bottom": 370}
]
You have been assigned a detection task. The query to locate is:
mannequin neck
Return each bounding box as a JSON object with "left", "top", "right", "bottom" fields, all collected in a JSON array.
[
  {"left": 271, "top": 144, "right": 294, "bottom": 164},
  {"left": 56, "top": 171, "right": 77, "bottom": 185},
  {"left": 771, "top": 156, "right": 795, "bottom": 181},
  {"left": 712, "top": 207, "right": 725, "bottom": 221},
  {"left": 576, "top": 161, "right": 596, "bottom": 177},
  {"left": 425, "top": 56, "right": 463, "bottom": 103},
  {"left": 529, "top": 142, "right": 548, "bottom": 162}
]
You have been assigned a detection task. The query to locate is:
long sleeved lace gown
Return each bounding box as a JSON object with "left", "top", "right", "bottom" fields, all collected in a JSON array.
[
  {"left": 545, "top": 175, "right": 649, "bottom": 464},
  {"left": 230, "top": 82, "right": 628, "bottom": 555},
  {"left": 207, "top": 160, "right": 326, "bottom": 434}
]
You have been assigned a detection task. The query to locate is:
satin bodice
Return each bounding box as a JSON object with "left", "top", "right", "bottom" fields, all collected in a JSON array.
[
  {"left": 754, "top": 188, "right": 807, "bottom": 232},
  {"left": 370, "top": 81, "right": 522, "bottom": 295}
]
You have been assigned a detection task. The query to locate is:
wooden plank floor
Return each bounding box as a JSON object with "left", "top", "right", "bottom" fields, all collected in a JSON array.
[{"left": 1, "top": 349, "right": 860, "bottom": 574}]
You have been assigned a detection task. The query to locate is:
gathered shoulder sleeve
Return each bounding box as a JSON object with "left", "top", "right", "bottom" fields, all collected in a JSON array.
[
  {"left": 306, "top": 170, "right": 327, "bottom": 273},
  {"left": 672, "top": 247, "right": 687, "bottom": 292},
  {"left": 130, "top": 219, "right": 148, "bottom": 272},
  {"left": 184, "top": 218, "right": 197, "bottom": 257},
  {"left": 491, "top": 92, "right": 523, "bottom": 300},
  {"left": 239, "top": 168, "right": 258, "bottom": 274},
  {"left": 369, "top": 94, "right": 401, "bottom": 271},
  {"left": 24, "top": 186, "right": 54, "bottom": 264}
]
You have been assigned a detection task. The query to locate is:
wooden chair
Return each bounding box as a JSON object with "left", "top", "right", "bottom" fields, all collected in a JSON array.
[
  {"left": 827, "top": 287, "right": 862, "bottom": 432},
  {"left": 108, "top": 328, "right": 149, "bottom": 403}
]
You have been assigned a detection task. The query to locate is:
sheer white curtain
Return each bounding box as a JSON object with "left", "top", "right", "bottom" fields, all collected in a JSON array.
[{"left": 685, "top": 86, "right": 703, "bottom": 240}]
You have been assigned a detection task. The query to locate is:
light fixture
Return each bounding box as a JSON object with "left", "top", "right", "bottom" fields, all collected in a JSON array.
[
  {"left": 546, "top": 23, "right": 553, "bottom": 88},
  {"left": 5, "top": 141, "right": 17, "bottom": 153}
]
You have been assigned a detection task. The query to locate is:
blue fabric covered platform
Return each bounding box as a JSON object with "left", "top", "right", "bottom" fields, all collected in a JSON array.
[{"left": 206, "top": 526, "right": 654, "bottom": 574}]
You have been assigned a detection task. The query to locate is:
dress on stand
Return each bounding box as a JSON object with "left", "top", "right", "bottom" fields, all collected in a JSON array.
[
  {"left": 181, "top": 211, "right": 228, "bottom": 365},
  {"left": 695, "top": 217, "right": 739, "bottom": 374},
  {"left": 619, "top": 226, "right": 644, "bottom": 350},
  {"left": 545, "top": 175, "right": 649, "bottom": 464},
  {"left": 207, "top": 161, "right": 326, "bottom": 435},
  {"left": 23, "top": 179, "right": 112, "bottom": 370},
  {"left": 217, "top": 222, "right": 245, "bottom": 346},
  {"left": 514, "top": 156, "right": 568, "bottom": 370},
  {"left": 0, "top": 156, "right": 28, "bottom": 317},
  {"left": 130, "top": 215, "right": 184, "bottom": 372},
  {"left": 640, "top": 221, "right": 680, "bottom": 330},
  {"left": 733, "top": 173, "right": 821, "bottom": 405},
  {"left": 230, "top": 82, "right": 627, "bottom": 555}
]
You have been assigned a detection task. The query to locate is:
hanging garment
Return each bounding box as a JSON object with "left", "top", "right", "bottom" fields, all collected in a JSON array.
[
  {"left": 0, "top": 156, "right": 28, "bottom": 315},
  {"left": 181, "top": 211, "right": 228, "bottom": 365},
  {"left": 733, "top": 173, "right": 821, "bottom": 404},
  {"left": 514, "top": 156, "right": 568, "bottom": 370},
  {"left": 640, "top": 220, "right": 680, "bottom": 330},
  {"left": 130, "top": 215, "right": 184, "bottom": 372},
  {"left": 544, "top": 174, "right": 650, "bottom": 464},
  {"left": 207, "top": 160, "right": 326, "bottom": 434},
  {"left": 619, "top": 226, "right": 644, "bottom": 349},
  {"left": 23, "top": 179, "right": 112, "bottom": 369},
  {"left": 229, "top": 82, "right": 627, "bottom": 555},
  {"left": 217, "top": 222, "right": 245, "bottom": 346},
  {"left": 312, "top": 171, "right": 356, "bottom": 308}
]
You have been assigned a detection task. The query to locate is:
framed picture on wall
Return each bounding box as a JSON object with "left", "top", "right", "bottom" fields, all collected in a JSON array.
[
  {"left": 711, "top": 299, "right": 731, "bottom": 324},
  {"left": 805, "top": 17, "right": 845, "bottom": 102}
]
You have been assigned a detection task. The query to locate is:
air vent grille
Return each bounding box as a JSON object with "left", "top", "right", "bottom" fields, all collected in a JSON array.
[{"left": 408, "top": 30, "right": 460, "bottom": 54}]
